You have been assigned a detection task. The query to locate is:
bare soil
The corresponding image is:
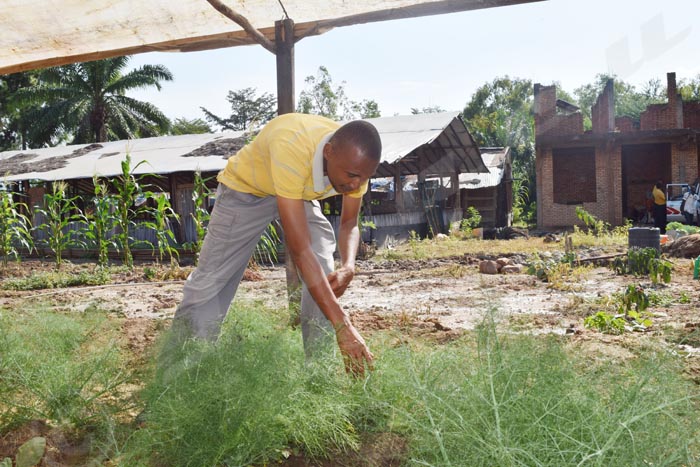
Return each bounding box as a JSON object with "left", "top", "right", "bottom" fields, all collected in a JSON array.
[{"left": 1, "top": 253, "right": 699, "bottom": 466}]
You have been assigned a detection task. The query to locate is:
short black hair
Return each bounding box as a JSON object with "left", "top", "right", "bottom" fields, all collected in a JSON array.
[{"left": 330, "top": 120, "right": 382, "bottom": 163}]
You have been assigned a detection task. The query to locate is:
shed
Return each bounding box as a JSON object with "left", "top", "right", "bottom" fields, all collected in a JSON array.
[
  {"left": 459, "top": 147, "right": 513, "bottom": 228},
  {"left": 0, "top": 112, "right": 490, "bottom": 249}
]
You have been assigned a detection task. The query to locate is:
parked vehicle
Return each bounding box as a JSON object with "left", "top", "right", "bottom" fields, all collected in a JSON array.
[{"left": 667, "top": 180, "right": 700, "bottom": 223}]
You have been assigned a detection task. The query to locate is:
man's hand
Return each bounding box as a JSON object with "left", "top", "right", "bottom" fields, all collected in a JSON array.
[
  {"left": 335, "top": 321, "right": 374, "bottom": 377},
  {"left": 327, "top": 266, "right": 355, "bottom": 298}
]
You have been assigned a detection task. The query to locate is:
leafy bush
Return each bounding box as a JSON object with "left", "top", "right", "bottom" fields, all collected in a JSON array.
[
  {"left": 585, "top": 285, "right": 653, "bottom": 334},
  {"left": 611, "top": 247, "right": 672, "bottom": 284},
  {"left": 667, "top": 221, "right": 700, "bottom": 235},
  {"left": 460, "top": 206, "right": 482, "bottom": 233}
]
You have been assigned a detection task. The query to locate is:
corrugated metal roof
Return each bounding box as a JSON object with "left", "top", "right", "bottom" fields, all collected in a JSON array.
[
  {"left": 459, "top": 147, "right": 510, "bottom": 189},
  {"left": 0, "top": 0, "right": 544, "bottom": 75},
  {"left": 0, "top": 132, "right": 244, "bottom": 182},
  {"left": 368, "top": 111, "right": 459, "bottom": 163},
  {"left": 0, "top": 112, "right": 488, "bottom": 182}
]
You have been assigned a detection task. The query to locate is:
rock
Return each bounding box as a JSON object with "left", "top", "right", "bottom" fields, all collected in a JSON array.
[
  {"left": 543, "top": 233, "right": 560, "bottom": 243},
  {"left": 496, "top": 257, "right": 512, "bottom": 268},
  {"left": 661, "top": 233, "right": 700, "bottom": 258},
  {"left": 479, "top": 260, "right": 500, "bottom": 274},
  {"left": 501, "top": 264, "right": 523, "bottom": 274}
]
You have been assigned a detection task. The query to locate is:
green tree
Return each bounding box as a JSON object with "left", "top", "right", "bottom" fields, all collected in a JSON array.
[
  {"left": 573, "top": 73, "right": 665, "bottom": 128},
  {"left": 15, "top": 56, "right": 172, "bottom": 144},
  {"left": 298, "top": 66, "right": 351, "bottom": 120},
  {"left": 463, "top": 76, "right": 536, "bottom": 224},
  {"left": 171, "top": 117, "right": 212, "bottom": 135},
  {"left": 411, "top": 106, "right": 445, "bottom": 114},
  {"left": 0, "top": 71, "right": 63, "bottom": 150},
  {"left": 298, "top": 66, "right": 381, "bottom": 121},
  {"left": 201, "top": 87, "right": 276, "bottom": 131},
  {"left": 352, "top": 99, "right": 381, "bottom": 119},
  {"left": 679, "top": 74, "right": 700, "bottom": 101}
]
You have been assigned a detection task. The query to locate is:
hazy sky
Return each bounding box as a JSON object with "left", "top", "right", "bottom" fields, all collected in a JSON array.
[{"left": 127, "top": 0, "right": 699, "bottom": 123}]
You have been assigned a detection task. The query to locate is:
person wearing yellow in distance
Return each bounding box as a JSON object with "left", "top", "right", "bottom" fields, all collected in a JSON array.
[{"left": 173, "top": 113, "right": 381, "bottom": 376}]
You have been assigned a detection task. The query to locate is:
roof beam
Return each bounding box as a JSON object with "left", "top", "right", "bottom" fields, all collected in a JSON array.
[{"left": 205, "top": 0, "right": 276, "bottom": 54}]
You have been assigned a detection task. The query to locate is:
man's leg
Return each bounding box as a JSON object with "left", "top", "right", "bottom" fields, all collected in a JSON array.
[
  {"left": 299, "top": 200, "right": 338, "bottom": 356},
  {"left": 173, "top": 184, "right": 278, "bottom": 340}
]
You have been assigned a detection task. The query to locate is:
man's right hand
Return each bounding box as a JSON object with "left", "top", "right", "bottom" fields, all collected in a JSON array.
[{"left": 335, "top": 322, "right": 374, "bottom": 377}]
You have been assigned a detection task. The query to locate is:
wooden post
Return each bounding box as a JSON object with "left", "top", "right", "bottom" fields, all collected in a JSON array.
[
  {"left": 276, "top": 19, "right": 295, "bottom": 115},
  {"left": 394, "top": 165, "right": 404, "bottom": 213},
  {"left": 275, "top": 18, "right": 302, "bottom": 321}
]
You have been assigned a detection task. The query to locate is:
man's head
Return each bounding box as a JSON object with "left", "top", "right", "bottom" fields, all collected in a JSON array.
[{"left": 324, "top": 120, "right": 381, "bottom": 194}]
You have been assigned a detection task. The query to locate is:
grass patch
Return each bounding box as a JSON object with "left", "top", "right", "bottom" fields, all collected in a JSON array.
[
  {"left": 2, "top": 268, "right": 111, "bottom": 290},
  {"left": 118, "top": 304, "right": 698, "bottom": 466},
  {"left": 375, "top": 235, "right": 564, "bottom": 262}
]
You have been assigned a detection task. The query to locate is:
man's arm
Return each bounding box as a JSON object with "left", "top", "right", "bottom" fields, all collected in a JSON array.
[
  {"left": 327, "top": 195, "right": 362, "bottom": 298},
  {"left": 277, "top": 196, "right": 373, "bottom": 374}
]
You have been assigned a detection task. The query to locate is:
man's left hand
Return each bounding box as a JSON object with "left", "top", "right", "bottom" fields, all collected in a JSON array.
[{"left": 327, "top": 266, "right": 354, "bottom": 298}]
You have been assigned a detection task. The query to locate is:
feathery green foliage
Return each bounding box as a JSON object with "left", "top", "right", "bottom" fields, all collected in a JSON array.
[
  {"left": 0, "top": 306, "right": 127, "bottom": 430},
  {"left": 121, "top": 305, "right": 699, "bottom": 466}
]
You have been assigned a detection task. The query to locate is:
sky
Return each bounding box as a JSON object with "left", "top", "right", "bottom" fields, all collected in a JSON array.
[{"left": 127, "top": 0, "right": 700, "bottom": 124}]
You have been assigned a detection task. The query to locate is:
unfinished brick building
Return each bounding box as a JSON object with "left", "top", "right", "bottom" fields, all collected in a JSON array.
[{"left": 534, "top": 72, "right": 700, "bottom": 229}]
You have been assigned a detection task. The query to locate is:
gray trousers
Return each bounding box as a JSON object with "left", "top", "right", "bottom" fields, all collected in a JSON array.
[{"left": 173, "top": 183, "right": 336, "bottom": 352}]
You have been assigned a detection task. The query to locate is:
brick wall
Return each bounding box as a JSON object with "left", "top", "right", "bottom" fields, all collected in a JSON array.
[
  {"left": 591, "top": 80, "right": 614, "bottom": 134},
  {"left": 640, "top": 104, "right": 677, "bottom": 130},
  {"left": 537, "top": 144, "right": 623, "bottom": 228},
  {"left": 534, "top": 73, "right": 700, "bottom": 228},
  {"left": 615, "top": 116, "right": 635, "bottom": 132},
  {"left": 673, "top": 142, "right": 699, "bottom": 183},
  {"left": 534, "top": 83, "right": 584, "bottom": 137},
  {"left": 684, "top": 102, "right": 700, "bottom": 129}
]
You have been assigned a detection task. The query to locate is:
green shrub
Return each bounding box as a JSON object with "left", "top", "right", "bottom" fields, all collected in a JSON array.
[
  {"left": 0, "top": 306, "right": 127, "bottom": 430},
  {"left": 120, "top": 305, "right": 699, "bottom": 466}
]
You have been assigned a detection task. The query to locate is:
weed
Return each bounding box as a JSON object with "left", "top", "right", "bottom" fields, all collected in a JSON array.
[
  {"left": 584, "top": 311, "right": 627, "bottom": 334},
  {"left": 2, "top": 268, "right": 111, "bottom": 290},
  {"left": 408, "top": 230, "right": 425, "bottom": 260},
  {"left": 585, "top": 285, "right": 653, "bottom": 334},
  {"left": 612, "top": 247, "right": 672, "bottom": 284},
  {"left": 459, "top": 206, "right": 482, "bottom": 235}
]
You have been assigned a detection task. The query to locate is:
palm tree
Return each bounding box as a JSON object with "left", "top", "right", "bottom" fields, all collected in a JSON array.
[{"left": 17, "top": 56, "right": 173, "bottom": 144}]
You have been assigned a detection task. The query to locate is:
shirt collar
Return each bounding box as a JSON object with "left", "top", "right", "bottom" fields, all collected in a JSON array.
[{"left": 313, "top": 132, "right": 338, "bottom": 195}]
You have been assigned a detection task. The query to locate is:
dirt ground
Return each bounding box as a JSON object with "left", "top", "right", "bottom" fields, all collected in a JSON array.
[
  {"left": 2, "top": 252, "right": 699, "bottom": 361},
  {"left": 2, "top": 251, "right": 700, "bottom": 466}
]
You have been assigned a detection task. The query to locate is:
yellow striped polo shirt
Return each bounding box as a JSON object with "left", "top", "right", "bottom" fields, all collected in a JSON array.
[{"left": 217, "top": 113, "right": 367, "bottom": 200}]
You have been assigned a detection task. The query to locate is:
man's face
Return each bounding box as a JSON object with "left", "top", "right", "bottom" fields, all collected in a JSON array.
[{"left": 323, "top": 141, "right": 378, "bottom": 194}]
